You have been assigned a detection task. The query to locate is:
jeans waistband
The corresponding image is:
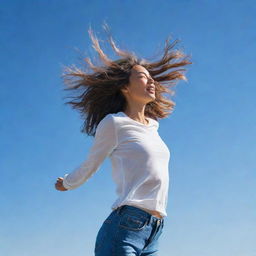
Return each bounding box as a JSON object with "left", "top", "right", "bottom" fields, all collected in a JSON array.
[{"left": 115, "top": 205, "right": 164, "bottom": 223}]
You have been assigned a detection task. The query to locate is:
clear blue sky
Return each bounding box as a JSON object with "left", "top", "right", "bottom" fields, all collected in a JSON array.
[{"left": 1, "top": 1, "right": 255, "bottom": 255}]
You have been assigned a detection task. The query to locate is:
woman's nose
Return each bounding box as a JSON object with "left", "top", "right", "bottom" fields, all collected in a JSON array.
[{"left": 148, "top": 78, "right": 154, "bottom": 84}]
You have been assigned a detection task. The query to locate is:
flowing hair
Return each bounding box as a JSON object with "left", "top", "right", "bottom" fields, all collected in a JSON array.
[{"left": 62, "top": 24, "right": 192, "bottom": 136}]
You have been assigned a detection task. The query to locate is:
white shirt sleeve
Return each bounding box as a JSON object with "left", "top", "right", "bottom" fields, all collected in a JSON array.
[{"left": 62, "top": 114, "right": 117, "bottom": 190}]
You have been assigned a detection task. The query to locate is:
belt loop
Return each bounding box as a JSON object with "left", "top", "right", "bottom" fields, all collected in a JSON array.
[
  {"left": 147, "top": 214, "right": 152, "bottom": 225},
  {"left": 116, "top": 205, "right": 124, "bottom": 215}
]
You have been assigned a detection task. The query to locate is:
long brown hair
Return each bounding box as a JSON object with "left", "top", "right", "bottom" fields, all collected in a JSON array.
[{"left": 62, "top": 24, "right": 192, "bottom": 136}]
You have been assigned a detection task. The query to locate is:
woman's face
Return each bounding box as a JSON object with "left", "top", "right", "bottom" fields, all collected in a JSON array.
[{"left": 122, "top": 65, "right": 155, "bottom": 104}]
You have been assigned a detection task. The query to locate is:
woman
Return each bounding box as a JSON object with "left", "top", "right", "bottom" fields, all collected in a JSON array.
[{"left": 55, "top": 25, "right": 191, "bottom": 255}]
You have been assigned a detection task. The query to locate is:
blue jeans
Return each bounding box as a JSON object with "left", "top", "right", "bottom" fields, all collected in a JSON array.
[{"left": 94, "top": 205, "right": 165, "bottom": 256}]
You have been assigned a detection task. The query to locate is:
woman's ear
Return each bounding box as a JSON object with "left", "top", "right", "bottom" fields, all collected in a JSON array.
[{"left": 121, "top": 85, "right": 129, "bottom": 95}]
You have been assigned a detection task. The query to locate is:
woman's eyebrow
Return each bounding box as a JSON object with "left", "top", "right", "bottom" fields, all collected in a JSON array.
[{"left": 137, "top": 72, "right": 153, "bottom": 79}]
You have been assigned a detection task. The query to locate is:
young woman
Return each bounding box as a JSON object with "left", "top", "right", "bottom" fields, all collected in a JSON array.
[{"left": 55, "top": 25, "right": 191, "bottom": 255}]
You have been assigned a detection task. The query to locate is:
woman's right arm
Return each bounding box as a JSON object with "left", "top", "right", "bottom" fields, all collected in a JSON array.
[{"left": 54, "top": 114, "right": 117, "bottom": 191}]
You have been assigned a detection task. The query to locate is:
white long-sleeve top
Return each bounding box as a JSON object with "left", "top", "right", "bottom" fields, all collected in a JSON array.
[{"left": 62, "top": 111, "right": 170, "bottom": 217}]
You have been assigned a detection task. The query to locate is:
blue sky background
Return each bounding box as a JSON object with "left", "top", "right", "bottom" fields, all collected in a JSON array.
[{"left": 1, "top": 1, "right": 256, "bottom": 255}]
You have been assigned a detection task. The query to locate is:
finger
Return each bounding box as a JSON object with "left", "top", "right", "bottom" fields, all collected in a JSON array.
[
  {"left": 55, "top": 182, "right": 66, "bottom": 190},
  {"left": 56, "top": 185, "right": 63, "bottom": 190}
]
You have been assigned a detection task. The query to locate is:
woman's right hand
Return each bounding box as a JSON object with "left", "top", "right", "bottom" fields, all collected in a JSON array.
[{"left": 55, "top": 177, "right": 68, "bottom": 191}]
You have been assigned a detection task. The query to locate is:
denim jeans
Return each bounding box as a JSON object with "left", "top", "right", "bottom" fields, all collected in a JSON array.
[{"left": 94, "top": 204, "right": 165, "bottom": 256}]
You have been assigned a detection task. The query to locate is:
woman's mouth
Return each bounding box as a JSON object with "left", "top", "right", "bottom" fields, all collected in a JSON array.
[{"left": 147, "top": 88, "right": 155, "bottom": 94}]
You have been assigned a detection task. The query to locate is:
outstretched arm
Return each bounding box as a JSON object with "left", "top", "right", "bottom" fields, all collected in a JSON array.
[{"left": 54, "top": 114, "right": 117, "bottom": 191}]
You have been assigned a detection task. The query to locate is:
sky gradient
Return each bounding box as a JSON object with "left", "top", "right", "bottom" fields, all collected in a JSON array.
[{"left": 1, "top": 1, "right": 256, "bottom": 255}]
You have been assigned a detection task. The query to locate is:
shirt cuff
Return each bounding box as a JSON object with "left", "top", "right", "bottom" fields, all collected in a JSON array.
[{"left": 62, "top": 173, "right": 72, "bottom": 190}]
